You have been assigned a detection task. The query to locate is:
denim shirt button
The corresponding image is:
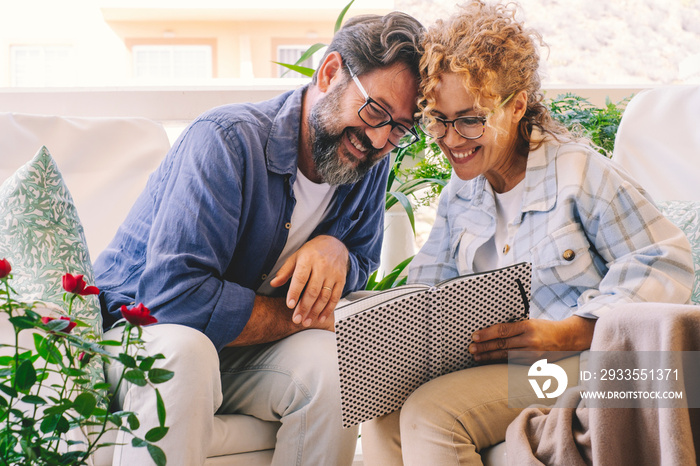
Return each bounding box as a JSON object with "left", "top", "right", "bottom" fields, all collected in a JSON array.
[
  {"left": 285, "top": 222, "right": 291, "bottom": 229},
  {"left": 261, "top": 273, "right": 268, "bottom": 280},
  {"left": 563, "top": 249, "right": 575, "bottom": 261}
]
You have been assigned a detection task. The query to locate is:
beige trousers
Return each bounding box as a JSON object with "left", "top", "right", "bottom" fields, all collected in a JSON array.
[{"left": 362, "top": 356, "right": 580, "bottom": 466}]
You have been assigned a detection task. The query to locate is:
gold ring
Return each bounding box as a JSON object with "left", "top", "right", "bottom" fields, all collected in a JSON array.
[{"left": 322, "top": 286, "right": 333, "bottom": 292}]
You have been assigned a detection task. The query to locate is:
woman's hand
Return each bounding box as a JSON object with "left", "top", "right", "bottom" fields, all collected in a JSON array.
[{"left": 468, "top": 315, "right": 596, "bottom": 363}]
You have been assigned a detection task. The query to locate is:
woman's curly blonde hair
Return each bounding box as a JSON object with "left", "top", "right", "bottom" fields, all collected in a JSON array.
[{"left": 419, "top": 1, "right": 569, "bottom": 148}]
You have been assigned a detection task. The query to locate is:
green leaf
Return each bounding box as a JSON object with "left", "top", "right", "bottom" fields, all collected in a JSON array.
[
  {"left": 390, "top": 255, "right": 414, "bottom": 276},
  {"left": 73, "top": 392, "right": 97, "bottom": 417},
  {"left": 56, "top": 415, "right": 70, "bottom": 434},
  {"left": 21, "top": 395, "right": 45, "bottom": 405},
  {"left": 365, "top": 269, "right": 379, "bottom": 290},
  {"left": 398, "top": 176, "right": 449, "bottom": 193},
  {"left": 15, "top": 359, "right": 36, "bottom": 391},
  {"left": 92, "top": 407, "right": 109, "bottom": 417},
  {"left": 293, "top": 42, "right": 326, "bottom": 67},
  {"left": 124, "top": 369, "right": 148, "bottom": 387},
  {"left": 0, "top": 356, "right": 14, "bottom": 366},
  {"left": 61, "top": 367, "right": 87, "bottom": 377},
  {"left": 334, "top": 0, "right": 355, "bottom": 33},
  {"left": 388, "top": 147, "right": 410, "bottom": 191},
  {"left": 376, "top": 273, "right": 400, "bottom": 290},
  {"left": 98, "top": 339, "right": 124, "bottom": 347},
  {"left": 366, "top": 256, "right": 414, "bottom": 291},
  {"left": 148, "top": 368, "right": 174, "bottom": 385},
  {"left": 45, "top": 319, "right": 71, "bottom": 332},
  {"left": 44, "top": 403, "right": 71, "bottom": 416},
  {"left": 272, "top": 62, "right": 315, "bottom": 78},
  {"left": 139, "top": 356, "right": 156, "bottom": 371},
  {"left": 40, "top": 414, "right": 60, "bottom": 434},
  {"left": 0, "top": 384, "right": 18, "bottom": 398},
  {"left": 127, "top": 413, "right": 140, "bottom": 430},
  {"left": 156, "top": 388, "right": 166, "bottom": 427},
  {"left": 108, "top": 413, "right": 124, "bottom": 427},
  {"left": 9, "top": 316, "right": 35, "bottom": 330},
  {"left": 71, "top": 318, "right": 90, "bottom": 328},
  {"left": 147, "top": 443, "right": 167, "bottom": 466},
  {"left": 145, "top": 426, "right": 169, "bottom": 443},
  {"left": 131, "top": 437, "right": 148, "bottom": 448},
  {"left": 385, "top": 191, "right": 415, "bottom": 234},
  {"left": 119, "top": 353, "right": 137, "bottom": 368}
]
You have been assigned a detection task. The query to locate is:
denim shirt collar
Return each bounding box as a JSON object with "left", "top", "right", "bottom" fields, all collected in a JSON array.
[{"left": 264, "top": 85, "right": 309, "bottom": 182}]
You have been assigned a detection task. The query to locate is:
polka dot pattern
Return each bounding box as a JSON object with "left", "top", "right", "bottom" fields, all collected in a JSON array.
[{"left": 335, "top": 262, "right": 531, "bottom": 427}]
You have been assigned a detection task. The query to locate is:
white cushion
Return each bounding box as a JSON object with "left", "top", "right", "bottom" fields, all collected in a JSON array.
[
  {"left": 90, "top": 415, "right": 279, "bottom": 466},
  {"left": 612, "top": 85, "right": 700, "bottom": 202},
  {"left": 0, "top": 113, "right": 171, "bottom": 259}
]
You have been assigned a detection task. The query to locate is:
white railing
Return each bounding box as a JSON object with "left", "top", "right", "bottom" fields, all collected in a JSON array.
[{"left": 0, "top": 82, "right": 647, "bottom": 124}]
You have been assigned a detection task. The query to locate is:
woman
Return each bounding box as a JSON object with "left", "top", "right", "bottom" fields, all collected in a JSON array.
[{"left": 361, "top": 2, "right": 694, "bottom": 465}]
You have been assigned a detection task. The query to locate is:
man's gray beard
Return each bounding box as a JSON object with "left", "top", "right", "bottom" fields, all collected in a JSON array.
[{"left": 308, "top": 83, "right": 383, "bottom": 186}]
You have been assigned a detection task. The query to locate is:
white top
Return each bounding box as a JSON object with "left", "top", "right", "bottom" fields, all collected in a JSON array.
[
  {"left": 257, "top": 168, "right": 336, "bottom": 295},
  {"left": 471, "top": 179, "right": 525, "bottom": 272}
]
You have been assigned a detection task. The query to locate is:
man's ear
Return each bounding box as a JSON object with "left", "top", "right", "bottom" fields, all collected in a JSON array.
[{"left": 316, "top": 51, "right": 344, "bottom": 93}]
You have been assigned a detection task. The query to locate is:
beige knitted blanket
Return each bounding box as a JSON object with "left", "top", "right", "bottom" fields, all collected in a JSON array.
[{"left": 506, "top": 303, "right": 700, "bottom": 466}]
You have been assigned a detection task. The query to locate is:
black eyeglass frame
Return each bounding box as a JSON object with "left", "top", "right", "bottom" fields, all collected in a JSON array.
[
  {"left": 419, "top": 92, "right": 516, "bottom": 140},
  {"left": 346, "top": 65, "right": 420, "bottom": 149},
  {"left": 419, "top": 115, "right": 488, "bottom": 140}
]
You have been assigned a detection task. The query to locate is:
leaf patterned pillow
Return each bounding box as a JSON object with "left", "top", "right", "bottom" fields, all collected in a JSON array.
[
  {"left": 658, "top": 200, "right": 700, "bottom": 305},
  {"left": 0, "top": 146, "right": 104, "bottom": 383}
]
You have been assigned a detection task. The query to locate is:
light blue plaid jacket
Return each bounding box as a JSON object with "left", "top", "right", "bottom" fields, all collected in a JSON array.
[{"left": 408, "top": 137, "right": 693, "bottom": 321}]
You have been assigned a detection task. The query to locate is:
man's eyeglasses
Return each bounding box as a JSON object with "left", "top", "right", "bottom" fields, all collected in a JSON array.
[
  {"left": 419, "top": 93, "right": 515, "bottom": 140},
  {"left": 347, "top": 66, "right": 419, "bottom": 149}
]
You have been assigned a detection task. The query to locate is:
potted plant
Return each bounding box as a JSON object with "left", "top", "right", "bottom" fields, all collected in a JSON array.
[{"left": 0, "top": 258, "right": 172, "bottom": 465}]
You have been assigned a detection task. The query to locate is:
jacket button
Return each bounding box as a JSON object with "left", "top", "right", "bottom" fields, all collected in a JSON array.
[
  {"left": 563, "top": 249, "right": 575, "bottom": 261},
  {"left": 285, "top": 222, "right": 291, "bottom": 229},
  {"left": 261, "top": 274, "right": 268, "bottom": 280}
]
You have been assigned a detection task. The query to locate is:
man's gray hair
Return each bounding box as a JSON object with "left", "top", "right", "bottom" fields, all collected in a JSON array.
[{"left": 312, "top": 11, "right": 424, "bottom": 83}]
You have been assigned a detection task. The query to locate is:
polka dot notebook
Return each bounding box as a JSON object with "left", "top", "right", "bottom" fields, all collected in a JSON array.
[{"left": 335, "top": 262, "right": 531, "bottom": 427}]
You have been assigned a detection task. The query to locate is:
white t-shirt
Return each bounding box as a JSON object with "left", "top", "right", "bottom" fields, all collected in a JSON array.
[
  {"left": 471, "top": 179, "right": 525, "bottom": 273},
  {"left": 256, "top": 168, "right": 336, "bottom": 295}
]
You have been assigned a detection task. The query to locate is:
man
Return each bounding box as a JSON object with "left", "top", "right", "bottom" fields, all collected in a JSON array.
[{"left": 94, "top": 11, "right": 424, "bottom": 465}]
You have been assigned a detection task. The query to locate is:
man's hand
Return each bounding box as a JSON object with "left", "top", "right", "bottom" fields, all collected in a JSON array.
[
  {"left": 269, "top": 235, "right": 349, "bottom": 328},
  {"left": 468, "top": 315, "right": 596, "bottom": 363},
  {"left": 228, "top": 295, "right": 335, "bottom": 347}
]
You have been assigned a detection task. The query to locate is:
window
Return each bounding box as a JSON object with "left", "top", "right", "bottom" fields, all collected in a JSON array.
[
  {"left": 132, "top": 45, "right": 212, "bottom": 81},
  {"left": 277, "top": 45, "right": 326, "bottom": 79},
  {"left": 11, "top": 45, "right": 74, "bottom": 87}
]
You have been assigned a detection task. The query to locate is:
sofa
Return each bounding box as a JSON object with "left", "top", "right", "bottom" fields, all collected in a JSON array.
[
  {"left": 0, "top": 109, "right": 511, "bottom": 466},
  {"left": 2, "top": 84, "right": 698, "bottom": 466},
  {"left": 0, "top": 112, "right": 279, "bottom": 466}
]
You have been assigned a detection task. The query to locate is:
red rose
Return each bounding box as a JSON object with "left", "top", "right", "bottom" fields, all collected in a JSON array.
[
  {"left": 41, "top": 316, "right": 77, "bottom": 334},
  {"left": 78, "top": 351, "right": 92, "bottom": 367},
  {"left": 0, "top": 258, "right": 11, "bottom": 279},
  {"left": 62, "top": 273, "right": 100, "bottom": 296},
  {"left": 120, "top": 303, "right": 158, "bottom": 326}
]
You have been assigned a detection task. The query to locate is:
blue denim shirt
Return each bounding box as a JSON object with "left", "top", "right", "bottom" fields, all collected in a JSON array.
[{"left": 94, "top": 86, "right": 389, "bottom": 351}]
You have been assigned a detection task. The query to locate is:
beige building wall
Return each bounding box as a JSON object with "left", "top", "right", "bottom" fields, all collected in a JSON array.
[
  {"left": 0, "top": 0, "right": 394, "bottom": 87},
  {"left": 107, "top": 19, "right": 335, "bottom": 80}
]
